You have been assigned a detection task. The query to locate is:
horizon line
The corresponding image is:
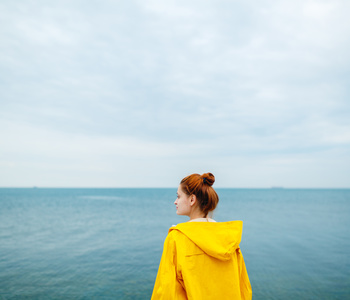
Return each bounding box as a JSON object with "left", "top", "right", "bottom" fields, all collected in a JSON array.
[{"left": 0, "top": 186, "right": 349, "bottom": 189}]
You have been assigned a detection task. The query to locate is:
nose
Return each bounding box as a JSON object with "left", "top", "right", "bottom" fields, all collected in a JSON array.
[{"left": 174, "top": 199, "right": 177, "bottom": 205}]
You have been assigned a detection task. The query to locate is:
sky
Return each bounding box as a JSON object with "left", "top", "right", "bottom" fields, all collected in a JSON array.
[{"left": 1, "top": 0, "right": 349, "bottom": 188}]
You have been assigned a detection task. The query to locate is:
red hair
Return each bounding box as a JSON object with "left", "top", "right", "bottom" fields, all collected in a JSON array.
[{"left": 180, "top": 172, "right": 219, "bottom": 217}]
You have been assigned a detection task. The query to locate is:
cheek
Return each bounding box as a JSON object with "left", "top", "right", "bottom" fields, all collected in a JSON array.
[
  {"left": 178, "top": 198, "right": 185, "bottom": 209},
  {"left": 181, "top": 199, "right": 190, "bottom": 210}
]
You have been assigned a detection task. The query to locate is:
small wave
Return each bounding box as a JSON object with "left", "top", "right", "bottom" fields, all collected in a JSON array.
[{"left": 78, "top": 195, "right": 124, "bottom": 201}]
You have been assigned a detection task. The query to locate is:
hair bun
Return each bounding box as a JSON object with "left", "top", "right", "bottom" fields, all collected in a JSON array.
[{"left": 202, "top": 173, "right": 215, "bottom": 187}]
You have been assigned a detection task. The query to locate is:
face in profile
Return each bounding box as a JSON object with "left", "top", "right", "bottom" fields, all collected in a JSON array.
[{"left": 174, "top": 186, "right": 192, "bottom": 216}]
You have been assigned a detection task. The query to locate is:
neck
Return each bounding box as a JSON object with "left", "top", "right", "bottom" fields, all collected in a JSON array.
[{"left": 189, "top": 210, "right": 206, "bottom": 221}]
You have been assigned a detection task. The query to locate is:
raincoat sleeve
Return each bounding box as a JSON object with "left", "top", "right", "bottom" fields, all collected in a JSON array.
[
  {"left": 151, "top": 231, "right": 187, "bottom": 300},
  {"left": 237, "top": 248, "right": 253, "bottom": 300}
]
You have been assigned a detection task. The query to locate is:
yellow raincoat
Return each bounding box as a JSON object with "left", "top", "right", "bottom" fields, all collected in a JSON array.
[{"left": 151, "top": 221, "right": 252, "bottom": 300}]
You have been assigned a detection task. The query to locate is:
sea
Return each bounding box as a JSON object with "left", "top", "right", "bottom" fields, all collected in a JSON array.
[{"left": 0, "top": 188, "right": 349, "bottom": 299}]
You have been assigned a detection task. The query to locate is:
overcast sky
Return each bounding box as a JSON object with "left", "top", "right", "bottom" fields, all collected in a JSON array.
[{"left": 1, "top": 0, "right": 349, "bottom": 188}]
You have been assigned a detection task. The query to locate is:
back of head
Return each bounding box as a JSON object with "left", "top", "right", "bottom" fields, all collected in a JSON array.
[{"left": 180, "top": 172, "right": 219, "bottom": 217}]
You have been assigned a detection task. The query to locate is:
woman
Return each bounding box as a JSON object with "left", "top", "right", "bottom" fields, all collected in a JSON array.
[{"left": 151, "top": 172, "right": 252, "bottom": 300}]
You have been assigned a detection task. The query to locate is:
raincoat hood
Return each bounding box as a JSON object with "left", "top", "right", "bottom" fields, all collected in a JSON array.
[{"left": 169, "top": 220, "right": 243, "bottom": 261}]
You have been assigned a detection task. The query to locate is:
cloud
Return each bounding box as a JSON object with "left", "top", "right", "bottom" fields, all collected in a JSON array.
[{"left": 0, "top": 0, "right": 349, "bottom": 187}]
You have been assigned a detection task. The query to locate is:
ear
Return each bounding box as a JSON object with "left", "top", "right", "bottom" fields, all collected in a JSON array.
[{"left": 190, "top": 195, "right": 197, "bottom": 206}]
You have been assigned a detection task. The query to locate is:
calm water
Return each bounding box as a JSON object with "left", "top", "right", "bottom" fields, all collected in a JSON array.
[{"left": 0, "top": 188, "right": 349, "bottom": 299}]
